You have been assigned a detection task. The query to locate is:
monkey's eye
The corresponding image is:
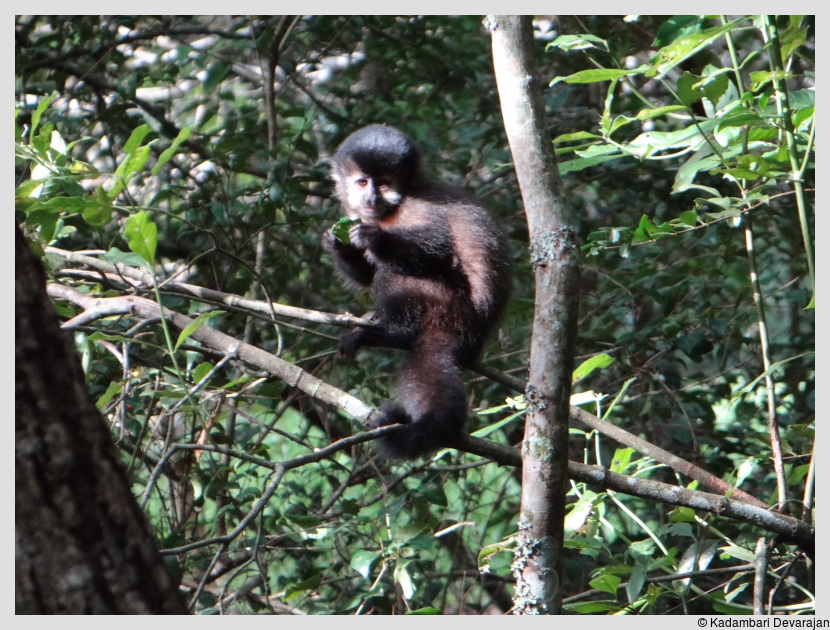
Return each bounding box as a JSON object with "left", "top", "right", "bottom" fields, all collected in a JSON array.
[{"left": 355, "top": 178, "right": 370, "bottom": 188}]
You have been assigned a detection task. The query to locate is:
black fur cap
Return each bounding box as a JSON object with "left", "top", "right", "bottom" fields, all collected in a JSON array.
[{"left": 333, "top": 124, "right": 422, "bottom": 182}]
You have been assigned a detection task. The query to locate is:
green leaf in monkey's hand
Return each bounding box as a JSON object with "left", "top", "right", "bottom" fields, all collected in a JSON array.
[{"left": 332, "top": 217, "right": 361, "bottom": 245}]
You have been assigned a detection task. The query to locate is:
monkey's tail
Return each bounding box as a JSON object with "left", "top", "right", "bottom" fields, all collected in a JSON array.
[{"left": 371, "top": 333, "right": 468, "bottom": 460}]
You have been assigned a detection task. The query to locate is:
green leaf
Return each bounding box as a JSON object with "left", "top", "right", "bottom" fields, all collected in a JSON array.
[
  {"left": 628, "top": 125, "right": 705, "bottom": 157},
  {"left": 478, "top": 536, "right": 517, "bottom": 571},
  {"left": 124, "top": 144, "right": 153, "bottom": 177},
  {"left": 572, "top": 353, "right": 615, "bottom": 382},
  {"left": 50, "top": 129, "right": 68, "bottom": 155},
  {"left": 749, "top": 70, "right": 792, "bottom": 91},
  {"left": 16, "top": 178, "right": 45, "bottom": 199},
  {"left": 202, "top": 61, "right": 231, "bottom": 94},
  {"left": 394, "top": 563, "right": 415, "bottom": 600},
  {"left": 546, "top": 33, "right": 608, "bottom": 52},
  {"left": 679, "top": 210, "right": 699, "bottom": 226},
  {"left": 734, "top": 456, "right": 758, "bottom": 487},
  {"left": 110, "top": 146, "right": 151, "bottom": 199},
  {"left": 406, "top": 607, "right": 442, "bottom": 615},
  {"left": 787, "top": 463, "right": 810, "bottom": 487},
  {"left": 607, "top": 115, "right": 636, "bottom": 136},
  {"left": 420, "top": 485, "right": 448, "bottom": 507},
  {"left": 788, "top": 89, "right": 815, "bottom": 111},
  {"left": 565, "top": 601, "right": 621, "bottom": 614},
  {"left": 123, "top": 123, "right": 153, "bottom": 155},
  {"left": 151, "top": 126, "right": 193, "bottom": 176},
  {"left": 780, "top": 16, "right": 808, "bottom": 61},
  {"left": 124, "top": 211, "right": 158, "bottom": 265},
  {"left": 668, "top": 506, "right": 696, "bottom": 523},
  {"left": 565, "top": 493, "right": 597, "bottom": 536},
  {"left": 719, "top": 167, "right": 763, "bottom": 181},
  {"left": 700, "top": 68, "right": 731, "bottom": 108},
  {"left": 81, "top": 201, "right": 114, "bottom": 227},
  {"left": 472, "top": 411, "right": 524, "bottom": 438},
  {"left": 632, "top": 214, "right": 672, "bottom": 243},
  {"left": 558, "top": 154, "right": 623, "bottom": 174},
  {"left": 719, "top": 544, "right": 756, "bottom": 563},
  {"left": 284, "top": 574, "right": 322, "bottom": 601},
  {"left": 792, "top": 105, "right": 814, "bottom": 129},
  {"left": 349, "top": 550, "right": 381, "bottom": 579},
  {"left": 576, "top": 144, "right": 620, "bottom": 159},
  {"left": 703, "top": 208, "right": 742, "bottom": 222},
  {"left": 175, "top": 311, "right": 217, "bottom": 351},
  {"left": 653, "top": 16, "right": 705, "bottom": 47},
  {"left": 589, "top": 573, "right": 621, "bottom": 595},
  {"left": 27, "top": 197, "right": 90, "bottom": 214},
  {"left": 551, "top": 67, "right": 644, "bottom": 87},
  {"left": 30, "top": 92, "right": 59, "bottom": 139},
  {"left": 191, "top": 362, "right": 214, "bottom": 384},
  {"left": 625, "top": 565, "right": 647, "bottom": 603},
  {"left": 553, "top": 131, "right": 601, "bottom": 143},
  {"left": 95, "top": 380, "right": 124, "bottom": 410},
  {"left": 32, "top": 122, "right": 55, "bottom": 157},
  {"left": 635, "top": 105, "right": 688, "bottom": 120},
  {"left": 610, "top": 448, "right": 635, "bottom": 473},
  {"left": 716, "top": 110, "right": 764, "bottom": 131},
  {"left": 101, "top": 247, "right": 150, "bottom": 268},
  {"left": 110, "top": 125, "right": 155, "bottom": 199},
  {"left": 673, "top": 151, "right": 722, "bottom": 194},
  {"left": 647, "top": 18, "right": 745, "bottom": 79}
]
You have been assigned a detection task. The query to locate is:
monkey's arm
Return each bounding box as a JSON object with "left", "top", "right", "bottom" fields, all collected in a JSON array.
[{"left": 322, "top": 229, "right": 375, "bottom": 286}]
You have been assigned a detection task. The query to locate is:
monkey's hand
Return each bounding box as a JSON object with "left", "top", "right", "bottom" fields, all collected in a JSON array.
[
  {"left": 322, "top": 228, "right": 342, "bottom": 253},
  {"left": 339, "top": 328, "right": 366, "bottom": 359},
  {"left": 349, "top": 222, "right": 381, "bottom": 250}
]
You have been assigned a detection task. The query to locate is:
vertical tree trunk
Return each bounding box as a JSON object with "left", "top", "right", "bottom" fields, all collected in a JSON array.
[
  {"left": 487, "top": 15, "right": 581, "bottom": 614},
  {"left": 15, "top": 226, "right": 187, "bottom": 614}
]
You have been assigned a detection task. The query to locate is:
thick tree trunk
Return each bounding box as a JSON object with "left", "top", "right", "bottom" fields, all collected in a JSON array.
[
  {"left": 15, "top": 226, "right": 187, "bottom": 614},
  {"left": 488, "top": 16, "right": 581, "bottom": 614}
]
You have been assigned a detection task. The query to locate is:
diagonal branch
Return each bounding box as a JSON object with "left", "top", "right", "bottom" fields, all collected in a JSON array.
[{"left": 47, "top": 283, "right": 814, "bottom": 555}]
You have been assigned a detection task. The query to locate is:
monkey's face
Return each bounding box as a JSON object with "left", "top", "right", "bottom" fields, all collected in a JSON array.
[{"left": 339, "top": 170, "right": 403, "bottom": 221}]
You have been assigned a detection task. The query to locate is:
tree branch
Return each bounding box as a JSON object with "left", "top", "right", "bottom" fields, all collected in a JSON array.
[
  {"left": 46, "top": 284, "right": 376, "bottom": 425},
  {"left": 47, "top": 283, "right": 814, "bottom": 555},
  {"left": 48, "top": 247, "right": 768, "bottom": 510},
  {"left": 47, "top": 247, "right": 370, "bottom": 328},
  {"left": 488, "top": 15, "right": 581, "bottom": 614}
]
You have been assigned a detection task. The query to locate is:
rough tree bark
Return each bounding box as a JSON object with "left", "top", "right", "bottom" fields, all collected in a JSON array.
[
  {"left": 15, "top": 226, "right": 187, "bottom": 614},
  {"left": 488, "top": 16, "right": 581, "bottom": 614}
]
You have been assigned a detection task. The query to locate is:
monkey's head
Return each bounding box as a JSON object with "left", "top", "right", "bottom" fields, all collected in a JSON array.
[{"left": 331, "top": 124, "right": 422, "bottom": 221}]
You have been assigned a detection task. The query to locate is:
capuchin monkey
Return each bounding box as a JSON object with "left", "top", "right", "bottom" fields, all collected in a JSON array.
[{"left": 323, "top": 124, "right": 511, "bottom": 459}]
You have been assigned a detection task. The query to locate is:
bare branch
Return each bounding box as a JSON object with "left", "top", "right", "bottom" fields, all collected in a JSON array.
[
  {"left": 46, "top": 283, "right": 375, "bottom": 426},
  {"left": 459, "top": 435, "right": 813, "bottom": 553},
  {"left": 47, "top": 247, "right": 370, "bottom": 328}
]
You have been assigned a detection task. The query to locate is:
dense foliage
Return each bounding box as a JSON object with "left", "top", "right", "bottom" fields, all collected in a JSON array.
[{"left": 16, "top": 15, "right": 814, "bottom": 614}]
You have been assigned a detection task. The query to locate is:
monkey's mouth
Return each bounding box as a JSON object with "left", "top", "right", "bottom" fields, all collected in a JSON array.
[{"left": 362, "top": 204, "right": 395, "bottom": 219}]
